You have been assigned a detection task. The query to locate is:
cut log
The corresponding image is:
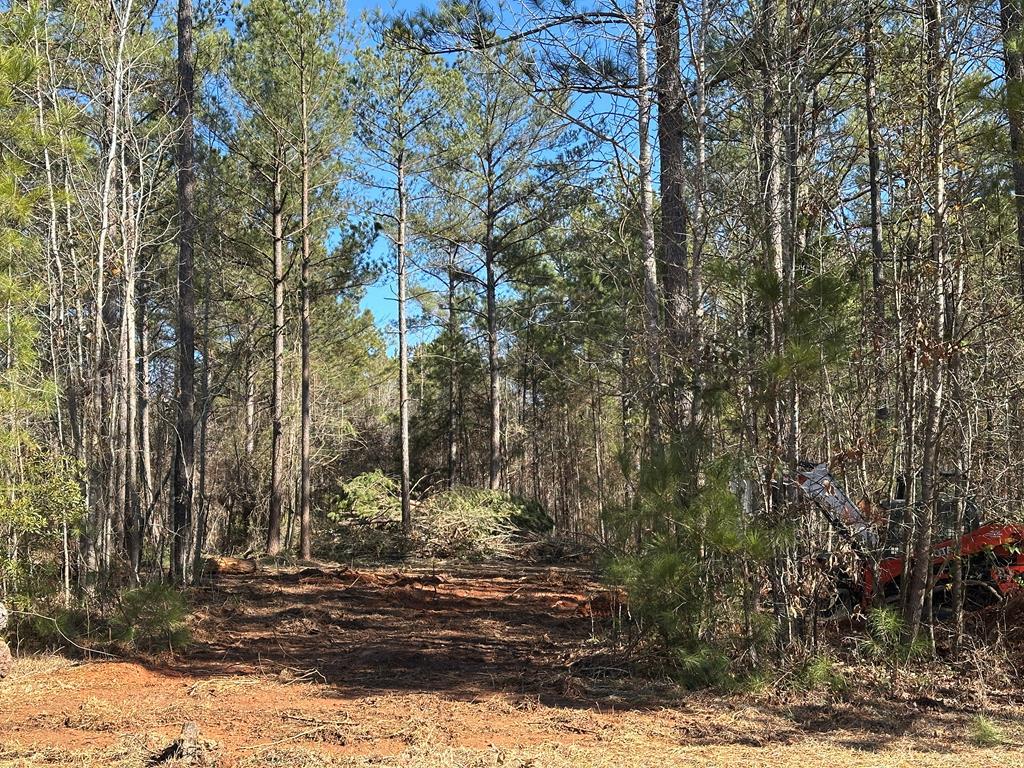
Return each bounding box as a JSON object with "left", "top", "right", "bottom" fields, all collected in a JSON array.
[{"left": 202, "top": 555, "right": 257, "bottom": 576}]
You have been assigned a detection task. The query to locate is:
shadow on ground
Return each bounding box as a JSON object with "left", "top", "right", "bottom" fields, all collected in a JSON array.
[
  {"left": 150, "top": 565, "right": 637, "bottom": 706},
  {"left": 110, "top": 564, "right": 995, "bottom": 755}
]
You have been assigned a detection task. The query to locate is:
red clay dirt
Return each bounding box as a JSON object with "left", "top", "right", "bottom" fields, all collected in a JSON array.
[{"left": 1, "top": 563, "right": 1022, "bottom": 767}]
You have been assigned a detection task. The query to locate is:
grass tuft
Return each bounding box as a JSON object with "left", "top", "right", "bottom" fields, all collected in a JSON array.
[{"left": 970, "top": 715, "right": 1004, "bottom": 747}]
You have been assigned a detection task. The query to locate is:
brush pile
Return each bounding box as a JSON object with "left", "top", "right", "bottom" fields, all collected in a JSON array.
[{"left": 325, "top": 473, "right": 554, "bottom": 561}]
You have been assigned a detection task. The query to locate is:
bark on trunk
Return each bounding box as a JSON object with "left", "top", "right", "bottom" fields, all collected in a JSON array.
[
  {"left": 1001, "top": 0, "right": 1024, "bottom": 296},
  {"left": 299, "top": 71, "right": 314, "bottom": 559},
  {"left": 397, "top": 157, "right": 413, "bottom": 531},
  {"left": 446, "top": 248, "right": 459, "bottom": 490},
  {"left": 762, "top": 0, "right": 790, "bottom": 651},
  {"left": 172, "top": 0, "right": 196, "bottom": 585},
  {"left": 635, "top": 0, "right": 663, "bottom": 447},
  {"left": 865, "top": 2, "right": 885, "bottom": 325},
  {"left": 485, "top": 177, "right": 502, "bottom": 491},
  {"left": 654, "top": 0, "right": 689, "bottom": 387},
  {"left": 905, "top": 0, "right": 947, "bottom": 641},
  {"left": 266, "top": 156, "right": 286, "bottom": 556}
]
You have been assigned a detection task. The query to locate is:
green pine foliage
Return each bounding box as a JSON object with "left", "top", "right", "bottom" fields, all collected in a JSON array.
[
  {"left": 109, "top": 584, "right": 191, "bottom": 652},
  {"left": 605, "top": 454, "right": 773, "bottom": 686},
  {"left": 330, "top": 470, "right": 402, "bottom": 523},
  {"left": 792, "top": 653, "right": 848, "bottom": 693},
  {"left": 858, "top": 607, "right": 931, "bottom": 685}
]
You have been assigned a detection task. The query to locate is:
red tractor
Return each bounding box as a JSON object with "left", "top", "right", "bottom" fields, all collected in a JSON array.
[{"left": 795, "top": 463, "right": 1024, "bottom": 615}]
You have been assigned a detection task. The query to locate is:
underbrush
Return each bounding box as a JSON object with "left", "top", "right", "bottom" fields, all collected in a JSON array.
[{"left": 8, "top": 583, "right": 191, "bottom": 656}]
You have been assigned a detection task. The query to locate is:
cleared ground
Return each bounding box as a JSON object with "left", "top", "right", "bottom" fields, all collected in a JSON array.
[{"left": 1, "top": 564, "right": 1021, "bottom": 767}]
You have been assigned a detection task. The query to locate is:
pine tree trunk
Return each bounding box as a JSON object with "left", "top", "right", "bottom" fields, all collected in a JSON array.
[
  {"left": 654, "top": 0, "right": 690, "bottom": 430},
  {"left": 446, "top": 248, "right": 458, "bottom": 490},
  {"left": 299, "top": 72, "right": 314, "bottom": 559},
  {"left": 635, "top": 0, "right": 663, "bottom": 447},
  {"left": 688, "top": 0, "right": 708, "bottom": 431},
  {"left": 172, "top": 0, "right": 196, "bottom": 585},
  {"left": 397, "top": 157, "right": 413, "bottom": 531},
  {"left": 485, "top": 176, "right": 502, "bottom": 491},
  {"left": 266, "top": 156, "right": 286, "bottom": 556},
  {"left": 905, "top": 0, "right": 947, "bottom": 641},
  {"left": 137, "top": 278, "right": 154, "bottom": 553},
  {"left": 762, "top": 0, "right": 790, "bottom": 651},
  {"left": 192, "top": 273, "right": 212, "bottom": 582},
  {"left": 1001, "top": 0, "right": 1024, "bottom": 296}
]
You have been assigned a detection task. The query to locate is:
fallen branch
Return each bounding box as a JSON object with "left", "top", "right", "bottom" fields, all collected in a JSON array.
[{"left": 10, "top": 609, "right": 119, "bottom": 659}]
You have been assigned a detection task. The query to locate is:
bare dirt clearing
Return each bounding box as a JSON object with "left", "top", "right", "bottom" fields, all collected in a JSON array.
[{"left": 1, "top": 564, "right": 1021, "bottom": 767}]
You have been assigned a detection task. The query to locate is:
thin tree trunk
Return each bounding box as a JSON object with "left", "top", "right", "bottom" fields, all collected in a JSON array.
[
  {"left": 1001, "top": 0, "right": 1024, "bottom": 296},
  {"left": 299, "top": 68, "right": 314, "bottom": 559},
  {"left": 397, "top": 156, "right": 413, "bottom": 531},
  {"left": 192, "top": 271, "right": 212, "bottom": 582},
  {"left": 634, "top": 0, "right": 662, "bottom": 448},
  {"left": 762, "top": 0, "right": 790, "bottom": 651},
  {"left": 266, "top": 154, "right": 286, "bottom": 556},
  {"left": 245, "top": 352, "right": 256, "bottom": 457},
  {"left": 137, "top": 277, "right": 154, "bottom": 545},
  {"left": 686, "top": 0, "right": 708, "bottom": 431},
  {"left": 905, "top": 0, "right": 947, "bottom": 641},
  {"left": 485, "top": 174, "right": 502, "bottom": 491},
  {"left": 123, "top": 241, "right": 140, "bottom": 584},
  {"left": 172, "top": 0, "right": 196, "bottom": 585},
  {"left": 446, "top": 247, "right": 459, "bottom": 490},
  {"left": 865, "top": 1, "right": 885, "bottom": 325}
]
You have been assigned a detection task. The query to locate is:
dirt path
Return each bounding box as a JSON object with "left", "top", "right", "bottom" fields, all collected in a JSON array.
[{"left": 1, "top": 564, "right": 1021, "bottom": 767}]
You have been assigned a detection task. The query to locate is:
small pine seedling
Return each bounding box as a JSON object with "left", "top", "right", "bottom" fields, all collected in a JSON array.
[{"left": 970, "top": 715, "right": 1004, "bottom": 748}]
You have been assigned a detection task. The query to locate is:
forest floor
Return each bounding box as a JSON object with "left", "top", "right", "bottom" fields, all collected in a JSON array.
[{"left": 1, "top": 563, "right": 1023, "bottom": 767}]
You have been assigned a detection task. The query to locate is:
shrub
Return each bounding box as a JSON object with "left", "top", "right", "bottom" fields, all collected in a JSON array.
[
  {"left": 602, "top": 453, "right": 774, "bottom": 688},
  {"left": 109, "top": 584, "right": 190, "bottom": 652},
  {"left": 13, "top": 603, "right": 91, "bottom": 650},
  {"left": 792, "top": 653, "right": 847, "bottom": 693},
  {"left": 857, "top": 607, "right": 930, "bottom": 685},
  {"left": 673, "top": 643, "right": 733, "bottom": 688},
  {"left": 0, "top": 456, "right": 84, "bottom": 599}
]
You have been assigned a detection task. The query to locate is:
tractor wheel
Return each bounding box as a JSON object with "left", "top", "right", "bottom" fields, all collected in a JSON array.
[{"left": 0, "top": 639, "right": 11, "bottom": 680}]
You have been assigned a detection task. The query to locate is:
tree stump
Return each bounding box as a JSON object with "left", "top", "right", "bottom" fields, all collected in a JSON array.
[
  {"left": 0, "top": 640, "right": 12, "bottom": 681},
  {"left": 0, "top": 602, "right": 10, "bottom": 680},
  {"left": 150, "top": 722, "right": 203, "bottom": 765}
]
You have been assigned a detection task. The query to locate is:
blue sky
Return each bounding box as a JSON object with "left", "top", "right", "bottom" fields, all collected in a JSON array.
[
  {"left": 359, "top": 242, "right": 401, "bottom": 343},
  {"left": 345, "top": 0, "right": 632, "bottom": 351}
]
